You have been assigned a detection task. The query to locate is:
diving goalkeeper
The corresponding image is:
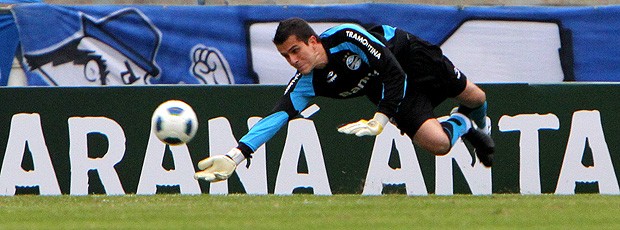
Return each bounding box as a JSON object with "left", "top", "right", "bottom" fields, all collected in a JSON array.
[{"left": 194, "top": 17, "right": 494, "bottom": 182}]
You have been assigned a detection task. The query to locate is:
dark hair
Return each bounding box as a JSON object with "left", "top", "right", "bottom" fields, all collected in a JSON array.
[{"left": 273, "top": 17, "right": 319, "bottom": 45}]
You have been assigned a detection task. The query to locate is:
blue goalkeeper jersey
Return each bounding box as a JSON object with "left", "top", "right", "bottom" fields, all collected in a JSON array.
[{"left": 238, "top": 24, "right": 407, "bottom": 153}]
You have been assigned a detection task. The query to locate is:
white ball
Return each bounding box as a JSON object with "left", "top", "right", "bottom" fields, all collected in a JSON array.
[{"left": 151, "top": 100, "right": 198, "bottom": 145}]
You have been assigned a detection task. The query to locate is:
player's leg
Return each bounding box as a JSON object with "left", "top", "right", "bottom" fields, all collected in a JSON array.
[
  {"left": 404, "top": 104, "right": 492, "bottom": 167},
  {"left": 424, "top": 60, "right": 493, "bottom": 166},
  {"left": 411, "top": 114, "right": 471, "bottom": 155},
  {"left": 395, "top": 92, "right": 472, "bottom": 156},
  {"left": 393, "top": 30, "right": 492, "bottom": 165},
  {"left": 448, "top": 74, "right": 494, "bottom": 167},
  {"left": 453, "top": 80, "right": 490, "bottom": 134}
]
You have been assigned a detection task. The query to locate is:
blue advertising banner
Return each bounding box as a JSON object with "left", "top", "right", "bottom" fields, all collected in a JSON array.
[
  {"left": 13, "top": 4, "right": 244, "bottom": 86},
  {"left": 0, "top": 12, "right": 18, "bottom": 86},
  {"left": 10, "top": 4, "right": 620, "bottom": 86}
]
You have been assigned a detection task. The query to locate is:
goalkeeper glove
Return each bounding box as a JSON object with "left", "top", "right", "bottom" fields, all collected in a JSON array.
[
  {"left": 337, "top": 112, "right": 389, "bottom": 137},
  {"left": 194, "top": 148, "right": 245, "bottom": 182}
]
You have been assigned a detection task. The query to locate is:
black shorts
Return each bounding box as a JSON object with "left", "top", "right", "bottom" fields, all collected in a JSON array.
[{"left": 389, "top": 29, "right": 468, "bottom": 137}]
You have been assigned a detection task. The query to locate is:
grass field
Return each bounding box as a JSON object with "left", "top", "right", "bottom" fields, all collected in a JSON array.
[{"left": 1, "top": 194, "right": 619, "bottom": 229}]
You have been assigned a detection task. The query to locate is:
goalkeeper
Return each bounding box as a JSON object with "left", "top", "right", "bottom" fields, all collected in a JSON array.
[{"left": 194, "top": 17, "right": 494, "bottom": 182}]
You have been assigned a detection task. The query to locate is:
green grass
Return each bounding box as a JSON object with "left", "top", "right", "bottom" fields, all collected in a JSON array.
[{"left": 0, "top": 194, "right": 619, "bottom": 229}]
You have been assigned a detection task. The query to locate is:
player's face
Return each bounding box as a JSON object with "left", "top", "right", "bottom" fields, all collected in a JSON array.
[{"left": 276, "top": 35, "right": 324, "bottom": 75}]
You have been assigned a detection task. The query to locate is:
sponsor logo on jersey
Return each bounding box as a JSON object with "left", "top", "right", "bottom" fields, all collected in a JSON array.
[
  {"left": 327, "top": 71, "right": 338, "bottom": 83},
  {"left": 339, "top": 76, "right": 370, "bottom": 97},
  {"left": 346, "top": 55, "right": 362, "bottom": 70},
  {"left": 345, "top": 30, "right": 381, "bottom": 59}
]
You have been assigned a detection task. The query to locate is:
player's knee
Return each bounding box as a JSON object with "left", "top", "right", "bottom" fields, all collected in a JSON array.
[
  {"left": 476, "top": 90, "right": 487, "bottom": 104},
  {"left": 458, "top": 81, "right": 487, "bottom": 107},
  {"left": 428, "top": 143, "right": 452, "bottom": 156},
  {"left": 418, "top": 140, "right": 451, "bottom": 156},
  {"left": 467, "top": 86, "right": 486, "bottom": 106},
  {"left": 413, "top": 121, "right": 454, "bottom": 156}
]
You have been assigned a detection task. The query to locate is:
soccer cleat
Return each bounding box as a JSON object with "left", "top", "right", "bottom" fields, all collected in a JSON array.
[{"left": 462, "top": 128, "right": 494, "bottom": 167}]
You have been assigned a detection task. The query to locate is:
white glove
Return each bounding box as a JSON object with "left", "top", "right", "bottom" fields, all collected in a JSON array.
[
  {"left": 337, "top": 112, "right": 389, "bottom": 137},
  {"left": 194, "top": 148, "right": 245, "bottom": 182}
]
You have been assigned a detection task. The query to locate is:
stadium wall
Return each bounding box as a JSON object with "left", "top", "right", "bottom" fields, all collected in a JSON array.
[{"left": 0, "top": 84, "right": 618, "bottom": 196}]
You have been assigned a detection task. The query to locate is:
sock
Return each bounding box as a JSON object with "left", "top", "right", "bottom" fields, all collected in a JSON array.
[
  {"left": 458, "top": 101, "right": 487, "bottom": 128},
  {"left": 440, "top": 113, "right": 472, "bottom": 146}
]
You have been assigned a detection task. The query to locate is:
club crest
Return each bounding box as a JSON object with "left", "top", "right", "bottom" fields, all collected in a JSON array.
[{"left": 345, "top": 55, "right": 361, "bottom": 70}]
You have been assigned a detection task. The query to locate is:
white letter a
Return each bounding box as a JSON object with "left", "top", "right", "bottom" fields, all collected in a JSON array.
[
  {"left": 556, "top": 110, "right": 619, "bottom": 194},
  {"left": 0, "top": 114, "right": 60, "bottom": 195}
]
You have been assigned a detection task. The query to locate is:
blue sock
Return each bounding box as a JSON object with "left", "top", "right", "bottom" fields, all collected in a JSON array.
[
  {"left": 440, "top": 113, "right": 471, "bottom": 146},
  {"left": 458, "top": 101, "right": 487, "bottom": 128}
]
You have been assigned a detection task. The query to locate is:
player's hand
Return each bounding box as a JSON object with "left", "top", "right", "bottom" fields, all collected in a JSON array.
[
  {"left": 338, "top": 112, "right": 389, "bottom": 137},
  {"left": 194, "top": 148, "right": 245, "bottom": 182}
]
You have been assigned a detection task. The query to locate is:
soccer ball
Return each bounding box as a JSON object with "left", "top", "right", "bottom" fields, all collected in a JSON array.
[{"left": 151, "top": 100, "right": 198, "bottom": 145}]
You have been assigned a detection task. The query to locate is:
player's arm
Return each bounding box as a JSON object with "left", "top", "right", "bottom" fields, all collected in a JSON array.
[
  {"left": 194, "top": 73, "right": 315, "bottom": 182},
  {"left": 326, "top": 24, "right": 406, "bottom": 136},
  {"left": 371, "top": 34, "right": 407, "bottom": 119}
]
